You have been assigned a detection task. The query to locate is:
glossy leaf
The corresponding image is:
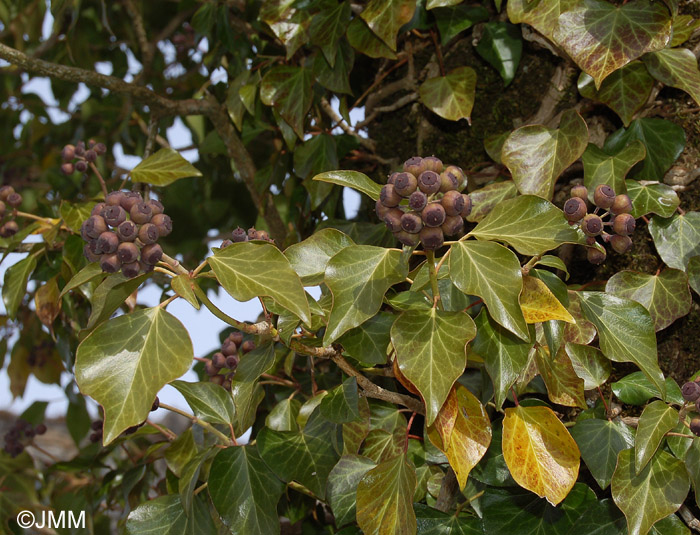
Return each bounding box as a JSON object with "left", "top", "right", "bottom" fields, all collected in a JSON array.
[
  {"left": 391, "top": 308, "right": 476, "bottom": 425},
  {"left": 570, "top": 418, "right": 635, "bottom": 490},
  {"left": 578, "top": 63, "right": 654, "bottom": 126},
  {"left": 578, "top": 292, "right": 664, "bottom": 398},
  {"left": 606, "top": 269, "right": 691, "bottom": 331},
  {"left": 309, "top": 1, "right": 351, "bottom": 66},
  {"left": 611, "top": 372, "right": 684, "bottom": 406},
  {"left": 535, "top": 346, "right": 586, "bottom": 408},
  {"left": 346, "top": 17, "right": 397, "bottom": 59},
  {"left": 670, "top": 14, "right": 700, "bottom": 47},
  {"left": 472, "top": 308, "right": 532, "bottom": 409},
  {"left": 266, "top": 398, "right": 301, "bottom": 432},
  {"left": 554, "top": 0, "right": 672, "bottom": 88},
  {"left": 260, "top": 65, "right": 313, "bottom": 138},
  {"left": 320, "top": 377, "right": 361, "bottom": 424},
  {"left": 362, "top": 427, "right": 405, "bottom": 463},
  {"left": 634, "top": 400, "right": 678, "bottom": 473},
  {"left": 356, "top": 453, "right": 417, "bottom": 535},
  {"left": 261, "top": 2, "right": 310, "bottom": 59},
  {"left": 685, "top": 437, "right": 700, "bottom": 509},
  {"left": 563, "top": 291, "right": 597, "bottom": 345},
  {"left": 582, "top": 141, "right": 646, "bottom": 197},
  {"left": 449, "top": 240, "right": 528, "bottom": 340},
  {"left": 313, "top": 39, "right": 354, "bottom": 95},
  {"left": 502, "top": 405, "right": 580, "bottom": 505},
  {"left": 414, "top": 504, "right": 483, "bottom": 534},
  {"left": 612, "top": 448, "right": 690, "bottom": 535},
  {"left": 520, "top": 275, "right": 574, "bottom": 324},
  {"left": 433, "top": 5, "right": 489, "bottom": 45},
  {"left": 131, "top": 148, "right": 202, "bottom": 186},
  {"left": 3, "top": 255, "right": 36, "bottom": 319},
  {"left": 75, "top": 308, "right": 193, "bottom": 444},
  {"left": 339, "top": 312, "right": 393, "bottom": 366},
  {"left": 501, "top": 109, "right": 588, "bottom": 199},
  {"left": 625, "top": 180, "right": 680, "bottom": 218},
  {"left": 170, "top": 381, "right": 234, "bottom": 425},
  {"left": 313, "top": 170, "right": 383, "bottom": 201},
  {"left": 171, "top": 274, "right": 199, "bottom": 310},
  {"left": 59, "top": 200, "right": 95, "bottom": 234},
  {"left": 466, "top": 180, "right": 518, "bottom": 222},
  {"left": 565, "top": 343, "right": 611, "bottom": 390},
  {"left": 209, "top": 241, "right": 310, "bottom": 324},
  {"left": 59, "top": 262, "right": 104, "bottom": 299},
  {"left": 643, "top": 47, "right": 700, "bottom": 107},
  {"left": 360, "top": 0, "right": 416, "bottom": 51},
  {"left": 285, "top": 228, "right": 354, "bottom": 286},
  {"left": 343, "top": 398, "right": 371, "bottom": 454},
  {"left": 34, "top": 276, "right": 60, "bottom": 328},
  {"left": 507, "top": 0, "right": 580, "bottom": 41},
  {"left": 688, "top": 256, "right": 700, "bottom": 296},
  {"left": 324, "top": 245, "right": 407, "bottom": 344},
  {"left": 209, "top": 445, "right": 284, "bottom": 535},
  {"left": 86, "top": 272, "right": 150, "bottom": 330},
  {"left": 470, "top": 195, "right": 588, "bottom": 255},
  {"left": 419, "top": 66, "right": 477, "bottom": 123},
  {"left": 126, "top": 495, "right": 215, "bottom": 535},
  {"left": 648, "top": 212, "right": 700, "bottom": 271},
  {"left": 327, "top": 455, "right": 377, "bottom": 527},
  {"left": 476, "top": 22, "right": 522, "bottom": 86}
]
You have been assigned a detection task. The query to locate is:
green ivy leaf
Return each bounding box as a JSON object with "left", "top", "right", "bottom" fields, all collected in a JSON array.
[
  {"left": 688, "top": 256, "right": 700, "bottom": 296},
  {"left": 230, "top": 380, "right": 265, "bottom": 436},
  {"left": 227, "top": 70, "right": 251, "bottom": 131},
  {"left": 604, "top": 118, "right": 685, "bottom": 180},
  {"left": 606, "top": 269, "right": 691, "bottom": 331},
  {"left": 343, "top": 398, "right": 371, "bottom": 454},
  {"left": 685, "top": 437, "right": 700, "bottom": 510},
  {"left": 313, "top": 170, "right": 382, "bottom": 201},
  {"left": 502, "top": 109, "right": 588, "bottom": 199},
  {"left": 59, "top": 262, "right": 104, "bottom": 299},
  {"left": 208, "top": 445, "right": 284, "bottom": 535},
  {"left": 475, "top": 22, "right": 522, "bottom": 87},
  {"left": 360, "top": 0, "right": 416, "bottom": 51},
  {"left": 59, "top": 200, "right": 95, "bottom": 234},
  {"left": 126, "top": 495, "right": 215, "bottom": 535},
  {"left": 626, "top": 180, "right": 680, "bottom": 218},
  {"left": 466, "top": 180, "right": 518, "bottom": 222},
  {"left": 323, "top": 245, "right": 407, "bottom": 344},
  {"left": 643, "top": 47, "right": 700, "bottom": 107},
  {"left": 554, "top": 0, "right": 672, "bottom": 88},
  {"left": 3, "top": 255, "right": 37, "bottom": 319},
  {"left": 309, "top": 1, "right": 351, "bottom": 66},
  {"left": 208, "top": 242, "right": 310, "bottom": 325},
  {"left": 86, "top": 272, "right": 150, "bottom": 330},
  {"left": 413, "top": 503, "right": 483, "bottom": 534},
  {"left": 507, "top": 0, "right": 579, "bottom": 41},
  {"left": 670, "top": 14, "right": 700, "bottom": 47},
  {"left": 391, "top": 308, "right": 476, "bottom": 425},
  {"left": 170, "top": 381, "right": 234, "bottom": 425},
  {"left": 285, "top": 228, "right": 355, "bottom": 286},
  {"left": 347, "top": 17, "right": 397, "bottom": 59},
  {"left": 612, "top": 449, "right": 689, "bottom": 535},
  {"left": 634, "top": 400, "right": 678, "bottom": 474},
  {"left": 648, "top": 212, "right": 700, "bottom": 271},
  {"left": 76, "top": 308, "right": 193, "bottom": 444},
  {"left": 578, "top": 292, "right": 664, "bottom": 399},
  {"left": 565, "top": 343, "right": 611, "bottom": 390},
  {"left": 320, "top": 377, "right": 361, "bottom": 424},
  {"left": 313, "top": 39, "right": 354, "bottom": 95},
  {"left": 577, "top": 63, "right": 654, "bottom": 126},
  {"left": 611, "top": 372, "right": 683, "bottom": 406},
  {"left": 171, "top": 275, "right": 199, "bottom": 310},
  {"left": 362, "top": 427, "right": 407, "bottom": 463},
  {"left": 266, "top": 398, "right": 301, "bottom": 432},
  {"left": 131, "top": 148, "right": 202, "bottom": 186},
  {"left": 433, "top": 5, "right": 489, "bottom": 45},
  {"left": 356, "top": 453, "right": 417, "bottom": 535},
  {"left": 450, "top": 240, "right": 528, "bottom": 340},
  {"left": 534, "top": 346, "right": 585, "bottom": 409},
  {"left": 470, "top": 195, "right": 588, "bottom": 255},
  {"left": 419, "top": 66, "right": 477, "bottom": 123},
  {"left": 582, "top": 141, "right": 646, "bottom": 197},
  {"left": 164, "top": 429, "right": 196, "bottom": 477},
  {"left": 339, "top": 312, "right": 393, "bottom": 366},
  {"left": 327, "top": 454, "right": 377, "bottom": 527},
  {"left": 260, "top": 66, "right": 313, "bottom": 138},
  {"left": 570, "top": 418, "right": 635, "bottom": 490}
]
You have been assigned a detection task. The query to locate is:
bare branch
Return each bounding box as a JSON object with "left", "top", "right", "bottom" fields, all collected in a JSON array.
[
  {"left": 123, "top": 0, "right": 155, "bottom": 81},
  {"left": 320, "top": 97, "right": 376, "bottom": 151}
]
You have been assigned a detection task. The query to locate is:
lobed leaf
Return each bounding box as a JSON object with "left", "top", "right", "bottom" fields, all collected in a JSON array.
[
  {"left": 260, "top": 65, "right": 313, "bottom": 138},
  {"left": 535, "top": 346, "right": 586, "bottom": 408},
  {"left": 648, "top": 212, "right": 700, "bottom": 271},
  {"left": 643, "top": 47, "right": 700, "bottom": 107},
  {"left": 520, "top": 275, "right": 575, "bottom": 324},
  {"left": 476, "top": 22, "right": 522, "bottom": 87},
  {"left": 327, "top": 455, "right": 377, "bottom": 527},
  {"left": 285, "top": 228, "right": 354, "bottom": 286},
  {"left": 634, "top": 400, "right": 678, "bottom": 473},
  {"left": 565, "top": 342, "right": 611, "bottom": 390},
  {"left": 313, "top": 170, "right": 382, "bottom": 201},
  {"left": 625, "top": 180, "right": 680, "bottom": 219},
  {"left": 170, "top": 380, "right": 234, "bottom": 426},
  {"left": 581, "top": 141, "right": 646, "bottom": 197},
  {"left": 359, "top": 0, "right": 416, "bottom": 51},
  {"left": 465, "top": 180, "right": 518, "bottom": 223},
  {"left": 419, "top": 66, "right": 477, "bottom": 123}
]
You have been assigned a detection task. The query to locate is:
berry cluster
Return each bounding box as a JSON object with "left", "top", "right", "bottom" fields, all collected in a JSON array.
[
  {"left": 60, "top": 140, "right": 107, "bottom": 175},
  {"left": 376, "top": 156, "right": 472, "bottom": 250},
  {"left": 0, "top": 186, "right": 23, "bottom": 237},
  {"left": 3, "top": 419, "right": 46, "bottom": 457},
  {"left": 681, "top": 380, "right": 700, "bottom": 436},
  {"left": 204, "top": 331, "right": 253, "bottom": 390},
  {"left": 563, "top": 184, "right": 635, "bottom": 265},
  {"left": 80, "top": 191, "right": 172, "bottom": 277},
  {"left": 221, "top": 226, "right": 273, "bottom": 248}
]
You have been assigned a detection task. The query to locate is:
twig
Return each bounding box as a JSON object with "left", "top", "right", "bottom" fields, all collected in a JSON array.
[
  {"left": 356, "top": 93, "right": 418, "bottom": 130},
  {"left": 192, "top": 284, "right": 275, "bottom": 336},
  {"left": 123, "top": 0, "right": 154, "bottom": 82},
  {"left": 159, "top": 403, "right": 233, "bottom": 445},
  {"left": 88, "top": 162, "right": 109, "bottom": 198},
  {"left": 193, "top": 482, "right": 208, "bottom": 496},
  {"left": 679, "top": 505, "right": 700, "bottom": 532},
  {"left": 426, "top": 250, "right": 442, "bottom": 309},
  {"left": 146, "top": 419, "right": 176, "bottom": 441},
  {"left": 320, "top": 97, "right": 376, "bottom": 151},
  {"left": 430, "top": 30, "right": 445, "bottom": 76}
]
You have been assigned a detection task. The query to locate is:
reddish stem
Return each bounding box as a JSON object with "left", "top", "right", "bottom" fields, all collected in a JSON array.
[
  {"left": 511, "top": 388, "right": 519, "bottom": 407},
  {"left": 405, "top": 412, "right": 417, "bottom": 452}
]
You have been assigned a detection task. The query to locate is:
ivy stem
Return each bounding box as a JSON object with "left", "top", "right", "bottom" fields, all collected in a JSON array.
[
  {"left": 435, "top": 247, "right": 451, "bottom": 274},
  {"left": 288, "top": 481, "right": 319, "bottom": 500},
  {"left": 146, "top": 419, "right": 176, "bottom": 441},
  {"left": 521, "top": 255, "right": 542, "bottom": 276},
  {"left": 454, "top": 490, "right": 484, "bottom": 517},
  {"left": 159, "top": 402, "right": 233, "bottom": 446},
  {"left": 193, "top": 482, "right": 208, "bottom": 496},
  {"left": 511, "top": 387, "right": 519, "bottom": 407},
  {"left": 191, "top": 259, "right": 208, "bottom": 277},
  {"left": 160, "top": 253, "right": 189, "bottom": 275},
  {"left": 597, "top": 386, "right": 611, "bottom": 418},
  {"left": 228, "top": 423, "right": 238, "bottom": 446},
  {"left": 426, "top": 250, "right": 442, "bottom": 309},
  {"left": 192, "top": 284, "right": 276, "bottom": 336},
  {"left": 88, "top": 162, "right": 109, "bottom": 198},
  {"left": 14, "top": 211, "right": 73, "bottom": 232},
  {"left": 158, "top": 294, "right": 178, "bottom": 309},
  {"left": 404, "top": 411, "right": 417, "bottom": 452},
  {"left": 29, "top": 441, "right": 61, "bottom": 463}
]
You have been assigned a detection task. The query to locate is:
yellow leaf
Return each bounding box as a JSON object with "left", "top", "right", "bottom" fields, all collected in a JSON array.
[
  {"left": 520, "top": 276, "right": 575, "bottom": 324},
  {"left": 502, "top": 405, "right": 580, "bottom": 505},
  {"left": 428, "top": 385, "right": 491, "bottom": 489},
  {"left": 535, "top": 346, "right": 586, "bottom": 409},
  {"left": 34, "top": 276, "right": 61, "bottom": 328}
]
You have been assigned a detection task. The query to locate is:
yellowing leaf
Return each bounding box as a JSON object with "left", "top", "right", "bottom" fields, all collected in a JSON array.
[
  {"left": 34, "top": 276, "right": 60, "bottom": 328},
  {"left": 131, "top": 148, "right": 202, "bottom": 186},
  {"left": 520, "top": 276, "right": 575, "bottom": 324},
  {"left": 419, "top": 66, "right": 477, "bottom": 123},
  {"left": 535, "top": 346, "right": 586, "bottom": 409},
  {"left": 502, "top": 405, "right": 580, "bottom": 505}
]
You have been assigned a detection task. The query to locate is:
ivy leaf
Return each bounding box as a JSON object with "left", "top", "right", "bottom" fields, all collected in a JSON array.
[
  {"left": 413, "top": 503, "right": 483, "bottom": 534},
  {"left": 59, "top": 262, "right": 104, "bottom": 299},
  {"left": 343, "top": 398, "right": 371, "bottom": 454},
  {"left": 577, "top": 63, "right": 654, "bottom": 126},
  {"left": 535, "top": 346, "right": 586, "bottom": 409},
  {"left": 309, "top": 1, "right": 351, "bottom": 66},
  {"left": 449, "top": 240, "right": 528, "bottom": 340},
  {"left": 476, "top": 22, "right": 522, "bottom": 87},
  {"left": 582, "top": 141, "right": 646, "bottom": 197},
  {"left": 419, "top": 66, "right": 477, "bottom": 123},
  {"left": 612, "top": 449, "right": 690, "bottom": 535},
  {"left": 59, "top": 200, "right": 95, "bottom": 234},
  {"left": 643, "top": 47, "right": 700, "bottom": 107},
  {"left": 625, "top": 180, "right": 680, "bottom": 218},
  {"left": 426, "top": 0, "right": 460, "bottom": 8},
  {"left": 313, "top": 170, "right": 383, "bottom": 201},
  {"left": 3, "top": 255, "right": 37, "bottom": 319},
  {"left": 564, "top": 292, "right": 597, "bottom": 345},
  {"left": 502, "top": 405, "right": 580, "bottom": 505},
  {"left": 570, "top": 418, "right": 635, "bottom": 490},
  {"left": 507, "top": 0, "right": 579, "bottom": 41},
  {"left": 470, "top": 195, "right": 588, "bottom": 256},
  {"left": 427, "top": 385, "right": 491, "bottom": 489},
  {"left": 339, "top": 312, "right": 393, "bottom": 366},
  {"left": 433, "top": 5, "right": 489, "bottom": 45},
  {"left": 360, "top": 0, "right": 416, "bottom": 51},
  {"left": 266, "top": 398, "right": 301, "bottom": 432},
  {"left": 260, "top": 66, "right": 313, "bottom": 138},
  {"left": 634, "top": 400, "right": 678, "bottom": 474},
  {"left": 131, "top": 148, "right": 202, "bottom": 186},
  {"left": 578, "top": 292, "right": 664, "bottom": 399},
  {"left": 313, "top": 39, "right": 355, "bottom": 95},
  {"left": 688, "top": 256, "right": 700, "bottom": 296},
  {"left": 670, "top": 15, "right": 700, "bottom": 47},
  {"left": 126, "top": 495, "right": 215, "bottom": 535},
  {"left": 685, "top": 438, "right": 700, "bottom": 509},
  {"left": 324, "top": 245, "right": 407, "bottom": 344},
  {"left": 362, "top": 427, "right": 405, "bottom": 463},
  {"left": 391, "top": 308, "right": 476, "bottom": 425},
  {"left": 356, "top": 453, "right": 417, "bottom": 535},
  {"left": 285, "top": 228, "right": 354, "bottom": 286},
  {"left": 554, "top": 0, "right": 672, "bottom": 88},
  {"left": 606, "top": 269, "right": 691, "bottom": 331},
  {"left": 604, "top": 118, "right": 685, "bottom": 180},
  {"left": 208, "top": 241, "right": 310, "bottom": 325},
  {"left": 320, "top": 377, "right": 361, "bottom": 424},
  {"left": 170, "top": 381, "right": 234, "bottom": 425},
  {"left": 347, "top": 17, "right": 397, "bottom": 59},
  {"left": 268, "top": 10, "right": 311, "bottom": 60},
  {"left": 472, "top": 309, "right": 531, "bottom": 409},
  {"left": 294, "top": 133, "right": 339, "bottom": 180},
  {"left": 565, "top": 343, "right": 611, "bottom": 390},
  {"left": 75, "top": 307, "right": 193, "bottom": 444},
  {"left": 170, "top": 275, "right": 199, "bottom": 310},
  {"left": 327, "top": 455, "right": 377, "bottom": 527},
  {"left": 648, "top": 212, "right": 700, "bottom": 271},
  {"left": 520, "top": 276, "right": 574, "bottom": 324},
  {"left": 86, "top": 272, "right": 150, "bottom": 330},
  {"left": 465, "top": 180, "right": 518, "bottom": 222},
  {"left": 501, "top": 109, "right": 588, "bottom": 199},
  {"left": 611, "top": 372, "right": 684, "bottom": 406},
  {"left": 208, "top": 445, "right": 284, "bottom": 535},
  {"left": 227, "top": 70, "right": 251, "bottom": 131}
]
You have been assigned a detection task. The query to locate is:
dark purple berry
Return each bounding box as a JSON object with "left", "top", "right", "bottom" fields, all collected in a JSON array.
[
  {"left": 116, "top": 220, "right": 137, "bottom": 242},
  {"left": 94, "top": 143, "right": 107, "bottom": 155},
  {"left": 587, "top": 247, "right": 606, "bottom": 265},
  {"left": 582, "top": 214, "right": 603, "bottom": 237},
  {"left": 120, "top": 192, "right": 143, "bottom": 212},
  {"left": 232, "top": 227, "right": 247, "bottom": 242},
  {"left": 222, "top": 339, "right": 238, "bottom": 356},
  {"left": 147, "top": 200, "right": 164, "bottom": 215},
  {"left": 419, "top": 227, "right": 444, "bottom": 250},
  {"left": 141, "top": 243, "right": 163, "bottom": 265},
  {"left": 394, "top": 230, "right": 420, "bottom": 247},
  {"left": 403, "top": 156, "right": 424, "bottom": 176},
  {"left": 393, "top": 172, "right": 418, "bottom": 197},
  {"left": 691, "top": 418, "right": 700, "bottom": 437},
  {"left": 382, "top": 208, "right": 404, "bottom": 233},
  {"left": 400, "top": 212, "right": 423, "bottom": 233},
  {"left": 85, "top": 149, "right": 97, "bottom": 162},
  {"left": 230, "top": 332, "right": 244, "bottom": 346},
  {"left": 105, "top": 191, "right": 125, "bottom": 206},
  {"left": 441, "top": 215, "right": 464, "bottom": 236},
  {"left": 380, "top": 184, "right": 402, "bottom": 207},
  {"left": 0, "top": 220, "right": 18, "bottom": 237},
  {"left": 423, "top": 156, "right": 443, "bottom": 173},
  {"left": 212, "top": 352, "right": 227, "bottom": 368},
  {"left": 62, "top": 144, "right": 76, "bottom": 161},
  {"left": 117, "top": 242, "right": 140, "bottom": 264},
  {"left": 613, "top": 213, "right": 636, "bottom": 236},
  {"left": 130, "top": 202, "right": 153, "bottom": 224},
  {"left": 441, "top": 191, "right": 464, "bottom": 216},
  {"left": 564, "top": 197, "right": 587, "bottom": 222},
  {"left": 225, "top": 355, "right": 239, "bottom": 369},
  {"left": 593, "top": 184, "right": 615, "bottom": 209},
  {"left": 611, "top": 234, "right": 633, "bottom": 254},
  {"left": 421, "top": 202, "right": 446, "bottom": 227},
  {"left": 240, "top": 340, "right": 255, "bottom": 354},
  {"left": 100, "top": 253, "right": 121, "bottom": 273},
  {"left": 97, "top": 231, "right": 119, "bottom": 254},
  {"left": 138, "top": 223, "right": 159, "bottom": 245},
  {"left": 682, "top": 381, "right": 700, "bottom": 402},
  {"left": 103, "top": 205, "right": 127, "bottom": 227},
  {"left": 122, "top": 262, "right": 141, "bottom": 279},
  {"left": 75, "top": 160, "right": 88, "bottom": 173},
  {"left": 460, "top": 195, "right": 472, "bottom": 219},
  {"left": 408, "top": 191, "right": 428, "bottom": 211},
  {"left": 610, "top": 194, "right": 633, "bottom": 215},
  {"left": 418, "top": 171, "right": 440, "bottom": 195},
  {"left": 6, "top": 192, "right": 22, "bottom": 208}
]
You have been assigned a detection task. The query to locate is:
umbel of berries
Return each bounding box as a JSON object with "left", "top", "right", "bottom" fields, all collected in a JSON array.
[
  {"left": 563, "top": 184, "right": 635, "bottom": 265},
  {"left": 3, "top": 418, "right": 47, "bottom": 458},
  {"left": 61, "top": 139, "right": 107, "bottom": 175},
  {"left": 81, "top": 190, "right": 172, "bottom": 278},
  {"left": 377, "top": 156, "right": 472, "bottom": 250},
  {"left": 0, "top": 185, "right": 23, "bottom": 237},
  {"left": 204, "top": 331, "right": 254, "bottom": 390}
]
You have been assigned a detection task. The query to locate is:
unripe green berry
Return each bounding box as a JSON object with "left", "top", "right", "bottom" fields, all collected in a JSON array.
[
  {"left": 117, "top": 242, "right": 140, "bottom": 264},
  {"left": 422, "top": 202, "right": 446, "bottom": 227},
  {"left": 682, "top": 381, "right": 700, "bottom": 402},
  {"left": 441, "top": 215, "right": 464, "bottom": 236},
  {"left": 116, "top": 220, "right": 137, "bottom": 242},
  {"left": 400, "top": 212, "right": 423, "bottom": 233},
  {"left": 441, "top": 190, "right": 464, "bottom": 216},
  {"left": 382, "top": 208, "right": 404, "bottom": 232},
  {"left": 141, "top": 243, "right": 163, "bottom": 265},
  {"left": 103, "top": 205, "right": 127, "bottom": 227},
  {"left": 380, "top": 184, "right": 402, "bottom": 207},
  {"left": 581, "top": 214, "right": 603, "bottom": 236},
  {"left": 419, "top": 227, "right": 444, "bottom": 250},
  {"left": 130, "top": 202, "right": 153, "bottom": 224},
  {"left": 610, "top": 194, "right": 633, "bottom": 215},
  {"left": 423, "top": 156, "right": 443, "bottom": 173},
  {"left": 403, "top": 156, "right": 425, "bottom": 176},
  {"left": 393, "top": 172, "right": 418, "bottom": 197},
  {"left": 97, "top": 231, "right": 119, "bottom": 254},
  {"left": 612, "top": 213, "right": 636, "bottom": 236},
  {"left": 100, "top": 253, "right": 121, "bottom": 273},
  {"left": 138, "top": 223, "right": 159, "bottom": 245},
  {"left": 121, "top": 262, "right": 141, "bottom": 279},
  {"left": 563, "top": 197, "right": 587, "bottom": 222},
  {"left": 418, "top": 171, "right": 440, "bottom": 195},
  {"left": 570, "top": 185, "right": 588, "bottom": 200},
  {"left": 593, "top": 184, "right": 616, "bottom": 209},
  {"left": 587, "top": 247, "right": 606, "bottom": 265},
  {"left": 394, "top": 230, "right": 420, "bottom": 247},
  {"left": 408, "top": 191, "right": 427, "bottom": 211},
  {"left": 611, "top": 234, "right": 633, "bottom": 254}
]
